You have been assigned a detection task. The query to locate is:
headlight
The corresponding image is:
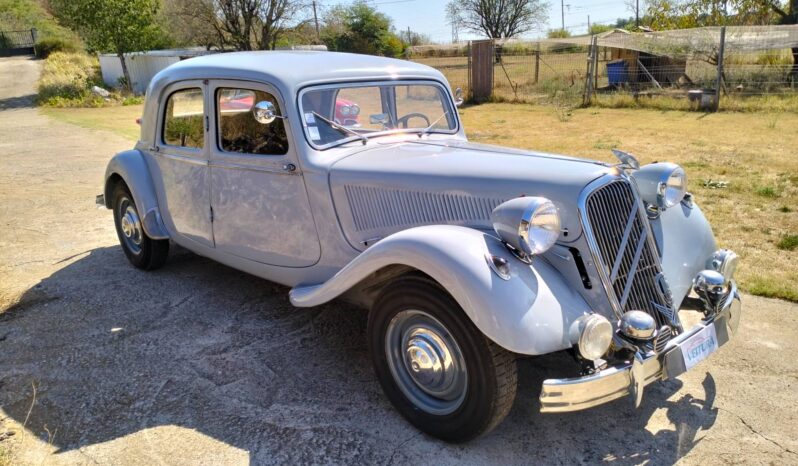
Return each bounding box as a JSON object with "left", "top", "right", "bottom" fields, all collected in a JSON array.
[
  {"left": 633, "top": 162, "right": 687, "bottom": 210},
  {"left": 340, "top": 105, "right": 351, "bottom": 116},
  {"left": 491, "top": 197, "right": 561, "bottom": 258},
  {"left": 570, "top": 314, "right": 613, "bottom": 360},
  {"left": 350, "top": 104, "right": 360, "bottom": 115},
  {"left": 709, "top": 249, "right": 738, "bottom": 283}
]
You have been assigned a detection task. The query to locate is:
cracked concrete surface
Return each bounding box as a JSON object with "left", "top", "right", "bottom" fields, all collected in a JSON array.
[{"left": 1, "top": 56, "right": 797, "bottom": 465}]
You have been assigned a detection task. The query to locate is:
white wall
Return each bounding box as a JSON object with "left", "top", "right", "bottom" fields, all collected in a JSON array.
[{"left": 99, "top": 54, "right": 180, "bottom": 94}]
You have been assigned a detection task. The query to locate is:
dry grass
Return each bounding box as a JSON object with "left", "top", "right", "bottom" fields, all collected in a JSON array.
[
  {"left": 42, "top": 103, "right": 798, "bottom": 301},
  {"left": 42, "top": 105, "right": 143, "bottom": 140}
]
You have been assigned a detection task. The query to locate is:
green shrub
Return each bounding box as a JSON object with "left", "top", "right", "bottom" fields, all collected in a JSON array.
[
  {"left": 35, "top": 36, "right": 80, "bottom": 58},
  {"left": 37, "top": 52, "right": 104, "bottom": 106},
  {"left": 777, "top": 234, "right": 798, "bottom": 251}
]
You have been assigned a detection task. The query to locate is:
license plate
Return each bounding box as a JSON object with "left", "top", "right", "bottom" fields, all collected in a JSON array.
[{"left": 681, "top": 324, "right": 719, "bottom": 370}]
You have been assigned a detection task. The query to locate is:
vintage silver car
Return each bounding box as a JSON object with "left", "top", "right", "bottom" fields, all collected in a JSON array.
[{"left": 98, "top": 51, "right": 742, "bottom": 441}]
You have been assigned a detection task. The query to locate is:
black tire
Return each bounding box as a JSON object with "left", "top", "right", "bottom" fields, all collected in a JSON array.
[
  {"left": 112, "top": 183, "right": 169, "bottom": 270},
  {"left": 368, "top": 274, "right": 517, "bottom": 442}
]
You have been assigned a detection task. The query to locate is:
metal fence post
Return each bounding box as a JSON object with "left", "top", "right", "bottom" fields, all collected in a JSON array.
[
  {"left": 714, "top": 26, "right": 726, "bottom": 112},
  {"left": 583, "top": 36, "right": 598, "bottom": 107},
  {"left": 534, "top": 43, "right": 540, "bottom": 84}
]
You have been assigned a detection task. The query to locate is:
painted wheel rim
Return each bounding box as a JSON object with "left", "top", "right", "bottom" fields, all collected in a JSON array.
[
  {"left": 385, "top": 309, "right": 467, "bottom": 415},
  {"left": 118, "top": 196, "right": 143, "bottom": 255}
]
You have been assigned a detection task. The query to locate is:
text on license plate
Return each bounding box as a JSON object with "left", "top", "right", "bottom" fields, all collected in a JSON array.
[{"left": 682, "top": 324, "right": 719, "bottom": 370}]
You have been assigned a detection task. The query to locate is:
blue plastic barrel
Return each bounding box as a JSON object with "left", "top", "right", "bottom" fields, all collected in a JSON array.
[{"left": 607, "top": 60, "right": 628, "bottom": 86}]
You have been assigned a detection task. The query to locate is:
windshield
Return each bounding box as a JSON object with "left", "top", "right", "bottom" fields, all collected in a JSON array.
[{"left": 299, "top": 82, "right": 457, "bottom": 149}]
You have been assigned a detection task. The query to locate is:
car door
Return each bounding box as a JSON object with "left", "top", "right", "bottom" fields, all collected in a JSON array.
[
  {"left": 209, "top": 80, "right": 320, "bottom": 266},
  {"left": 150, "top": 81, "right": 214, "bottom": 247}
]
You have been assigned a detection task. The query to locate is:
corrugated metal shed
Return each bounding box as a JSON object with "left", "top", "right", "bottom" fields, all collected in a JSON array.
[{"left": 99, "top": 48, "right": 218, "bottom": 94}]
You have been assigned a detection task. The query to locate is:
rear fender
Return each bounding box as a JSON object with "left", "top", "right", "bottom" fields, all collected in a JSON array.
[
  {"left": 104, "top": 149, "right": 169, "bottom": 240},
  {"left": 290, "top": 225, "right": 592, "bottom": 355}
]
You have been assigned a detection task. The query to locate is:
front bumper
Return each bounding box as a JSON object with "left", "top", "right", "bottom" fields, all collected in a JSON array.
[{"left": 539, "top": 281, "right": 741, "bottom": 413}]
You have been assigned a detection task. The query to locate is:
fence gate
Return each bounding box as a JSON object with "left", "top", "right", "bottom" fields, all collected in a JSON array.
[
  {"left": 0, "top": 29, "right": 37, "bottom": 57},
  {"left": 470, "top": 40, "right": 494, "bottom": 102}
]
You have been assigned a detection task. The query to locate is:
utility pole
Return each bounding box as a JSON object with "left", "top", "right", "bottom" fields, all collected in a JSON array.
[
  {"left": 561, "top": 0, "right": 565, "bottom": 31},
  {"left": 312, "top": 0, "right": 320, "bottom": 39},
  {"left": 587, "top": 15, "right": 590, "bottom": 34},
  {"left": 635, "top": 0, "right": 640, "bottom": 27}
]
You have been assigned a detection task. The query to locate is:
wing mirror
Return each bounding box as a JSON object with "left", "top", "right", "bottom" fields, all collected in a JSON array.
[
  {"left": 454, "top": 87, "right": 464, "bottom": 107},
  {"left": 252, "top": 100, "right": 283, "bottom": 124}
]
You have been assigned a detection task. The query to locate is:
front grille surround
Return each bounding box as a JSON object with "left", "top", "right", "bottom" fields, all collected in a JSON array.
[{"left": 578, "top": 175, "right": 681, "bottom": 331}]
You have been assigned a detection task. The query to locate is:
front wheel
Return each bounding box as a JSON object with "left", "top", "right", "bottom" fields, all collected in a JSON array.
[
  {"left": 368, "top": 275, "right": 517, "bottom": 442},
  {"left": 112, "top": 183, "right": 169, "bottom": 270}
]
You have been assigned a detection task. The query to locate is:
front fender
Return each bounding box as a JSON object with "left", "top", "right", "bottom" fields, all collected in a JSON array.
[
  {"left": 104, "top": 149, "right": 169, "bottom": 239},
  {"left": 290, "top": 225, "right": 592, "bottom": 355},
  {"left": 649, "top": 200, "right": 717, "bottom": 309}
]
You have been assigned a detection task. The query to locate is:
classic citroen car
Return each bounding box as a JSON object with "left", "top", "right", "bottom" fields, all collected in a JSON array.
[{"left": 98, "top": 51, "right": 742, "bottom": 441}]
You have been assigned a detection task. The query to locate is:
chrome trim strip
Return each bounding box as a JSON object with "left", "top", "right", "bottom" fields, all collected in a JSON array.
[
  {"left": 154, "top": 151, "right": 209, "bottom": 167},
  {"left": 618, "top": 232, "right": 648, "bottom": 309},
  {"left": 609, "top": 206, "right": 638, "bottom": 282},
  {"left": 208, "top": 160, "right": 300, "bottom": 175}
]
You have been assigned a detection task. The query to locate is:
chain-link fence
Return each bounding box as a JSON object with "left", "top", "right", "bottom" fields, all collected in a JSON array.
[{"left": 406, "top": 25, "right": 798, "bottom": 111}]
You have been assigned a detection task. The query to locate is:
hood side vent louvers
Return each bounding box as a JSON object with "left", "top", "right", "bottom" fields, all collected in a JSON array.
[{"left": 344, "top": 185, "right": 504, "bottom": 233}]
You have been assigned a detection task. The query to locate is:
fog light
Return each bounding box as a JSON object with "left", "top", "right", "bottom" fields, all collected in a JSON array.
[
  {"left": 709, "top": 249, "right": 738, "bottom": 283},
  {"left": 619, "top": 310, "right": 656, "bottom": 340},
  {"left": 571, "top": 314, "right": 613, "bottom": 360}
]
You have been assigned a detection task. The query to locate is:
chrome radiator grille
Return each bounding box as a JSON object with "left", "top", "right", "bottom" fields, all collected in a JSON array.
[{"left": 583, "top": 178, "right": 676, "bottom": 328}]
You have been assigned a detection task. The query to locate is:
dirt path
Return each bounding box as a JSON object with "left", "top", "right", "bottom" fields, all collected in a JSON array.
[{"left": 1, "top": 56, "right": 797, "bottom": 465}]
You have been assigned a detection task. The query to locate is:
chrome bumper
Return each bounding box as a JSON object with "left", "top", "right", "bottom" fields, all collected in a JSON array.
[{"left": 539, "top": 281, "right": 741, "bottom": 413}]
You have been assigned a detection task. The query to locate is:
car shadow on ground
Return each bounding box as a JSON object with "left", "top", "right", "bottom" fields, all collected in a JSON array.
[{"left": 0, "top": 246, "right": 717, "bottom": 464}]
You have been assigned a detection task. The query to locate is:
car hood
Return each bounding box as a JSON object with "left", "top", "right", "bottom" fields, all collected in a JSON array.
[{"left": 329, "top": 139, "right": 614, "bottom": 251}]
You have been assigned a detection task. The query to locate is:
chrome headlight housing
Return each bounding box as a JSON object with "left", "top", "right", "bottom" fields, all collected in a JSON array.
[
  {"left": 491, "top": 197, "right": 561, "bottom": 257},
  {"left": 570, "top": 314, "right": 613, "bottom": 360},
  {"left": 350, "top": 104, "right": 360, "bottom": 115},
  {"left": 633, "top": 162, "right": 687, "bottom": 210},
  {"left": 340, "top": 105, "right": 351, "bottom": 116}
]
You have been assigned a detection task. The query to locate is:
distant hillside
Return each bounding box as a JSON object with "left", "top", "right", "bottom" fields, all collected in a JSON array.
[{"left": 0, "top": 0, "right": 80, "bottom": 45}]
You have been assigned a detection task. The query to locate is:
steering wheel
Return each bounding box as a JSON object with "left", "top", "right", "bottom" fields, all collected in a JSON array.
[{"left": 396, "top": 112, "right": 431, "bottom": 129}]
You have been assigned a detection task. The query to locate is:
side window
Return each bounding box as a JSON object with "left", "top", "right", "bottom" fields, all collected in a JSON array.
[
  {"left": 217, "top": 87, "right": 288, "bottom": 155},
  {"left": 163, "top": 88, "right": 204, "bottom": 148}
]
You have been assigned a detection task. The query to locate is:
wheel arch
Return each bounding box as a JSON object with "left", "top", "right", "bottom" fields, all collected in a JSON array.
[
  {"left": 104, "top": 149, "right": 170, "bottom": 240},
  {"left": 290, "top": 225, "right": 593, "bottom": 355}
]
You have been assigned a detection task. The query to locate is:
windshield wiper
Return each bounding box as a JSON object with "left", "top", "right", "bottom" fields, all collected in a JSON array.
[
  {"left": 417, "top": 111, "right": 449, "bottom": 138},
  {"left": 312, "top": 111, "right": 368, "bottom": 145}
]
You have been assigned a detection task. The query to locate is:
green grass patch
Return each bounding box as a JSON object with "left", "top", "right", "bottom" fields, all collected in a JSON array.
[
  {"left": 747, "top": 277, "right": 798, "bottom": 302},
  {"left": 755, "top": 185, "right": 779, "bottom": 198},
  {"left": 777, "top": 234, "right": 798, "bottom": 251}
]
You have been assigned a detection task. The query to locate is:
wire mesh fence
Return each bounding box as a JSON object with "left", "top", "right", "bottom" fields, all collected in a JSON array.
[{"left": 406, "top": 25, "right": 798, "bottom": 112}]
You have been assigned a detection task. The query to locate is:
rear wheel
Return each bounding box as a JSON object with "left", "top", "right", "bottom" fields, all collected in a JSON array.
[
  {"left": 112, "top": 184, "right": 169, "bottom": 270},
  {"left": 368, "top": 275, "right": 517, "bottom": 442}
]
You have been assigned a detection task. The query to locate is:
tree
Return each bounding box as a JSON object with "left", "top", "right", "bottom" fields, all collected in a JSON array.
[
  {"left": 321, "top": 2, "right": 404, "bottom": 57},
  {"left": 547, "top": 28, "right": 571, "bottom": 38},
  {"left": 161, "top": 0, "right": 306, "bottom": 51},
  {"left": 445, "top": 0, "right": 549, "bottom": 39},
  {"left": 51, "top": 0, "right": 170, "bottom": 90},
  {"left": 399, "top": 29, "right": 432, "bottom": 47}
]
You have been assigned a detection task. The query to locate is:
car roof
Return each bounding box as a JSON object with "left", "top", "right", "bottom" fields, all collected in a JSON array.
[{"left": 149, "top": 51, "right": 447, "bottom": 97}]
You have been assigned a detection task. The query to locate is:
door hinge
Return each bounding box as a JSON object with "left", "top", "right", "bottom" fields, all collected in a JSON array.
[
  {"left": 205, "top": 115, "right": 209, "bottom": 132},
  {"left": 209, "top": 206, "right": 214, "bottom": 222}
]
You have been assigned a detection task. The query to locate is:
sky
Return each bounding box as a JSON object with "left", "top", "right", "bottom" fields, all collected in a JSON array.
[{"left": 316, "top": 0, "right": 637, "bottom": 43}]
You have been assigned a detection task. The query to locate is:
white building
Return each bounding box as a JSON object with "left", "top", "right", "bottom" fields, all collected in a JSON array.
[{"left": 98, "top": 48, "right": 217, "bottom": 94}]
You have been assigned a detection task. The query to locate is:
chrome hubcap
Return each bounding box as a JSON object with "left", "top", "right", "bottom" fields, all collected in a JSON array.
[
  {"left": 118, "top": 197, "right": 143, "bottom": 254},
  {"left": 385, "top": 310, "right": 467, "bottom": 415}
]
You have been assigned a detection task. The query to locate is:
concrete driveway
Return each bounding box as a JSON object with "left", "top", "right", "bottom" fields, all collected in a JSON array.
[{"left": 0, "top": 56, "right": 796, "bottom": 465}]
